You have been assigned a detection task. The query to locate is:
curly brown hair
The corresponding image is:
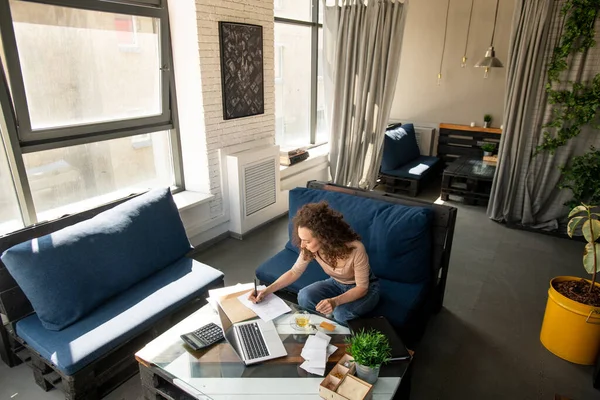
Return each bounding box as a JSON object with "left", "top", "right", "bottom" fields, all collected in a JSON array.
[{"left": 292, "top": 201, "right": 361, "bottom": 267}]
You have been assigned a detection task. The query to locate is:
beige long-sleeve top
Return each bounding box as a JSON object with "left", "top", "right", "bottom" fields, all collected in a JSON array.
[{"left": 290, "top": 241, "right": 371, "bottom": 288}]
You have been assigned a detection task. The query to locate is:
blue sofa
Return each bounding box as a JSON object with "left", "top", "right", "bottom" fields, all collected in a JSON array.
[
  {"left": 379, "top": 123, "right": 441, "bottom": 197},
  {"left": 256, "top": 183, "right": 456, "bottom": 336},
  {"left": 0, "top": 188, "right": 224, "bottom": 399}
]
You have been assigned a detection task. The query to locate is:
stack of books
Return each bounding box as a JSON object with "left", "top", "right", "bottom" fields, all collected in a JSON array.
[{"left": 280, "top": 147, "right": 310, "bottom": 166}]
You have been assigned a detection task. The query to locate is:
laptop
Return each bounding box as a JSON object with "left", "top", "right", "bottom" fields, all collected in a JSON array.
[{"left": 216, "top": 303, "right": 287, "bottom": 365}]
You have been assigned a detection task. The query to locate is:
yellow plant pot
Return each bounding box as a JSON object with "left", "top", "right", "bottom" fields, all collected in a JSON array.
[{"left": 540, "top": 276, "right": 600, "bottom": 365}]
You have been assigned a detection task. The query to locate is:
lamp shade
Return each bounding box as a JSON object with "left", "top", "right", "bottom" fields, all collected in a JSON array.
[{"left": 474, "top": 46, "right": 503, "bottom": 68}]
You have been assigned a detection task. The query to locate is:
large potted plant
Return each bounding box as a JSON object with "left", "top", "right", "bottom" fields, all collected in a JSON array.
[
  {"left": 540, "top": 203, "right": 600, "bottom": 365},
  {"left": 345, "top": 329, "right": 391, "bottom": 384}
]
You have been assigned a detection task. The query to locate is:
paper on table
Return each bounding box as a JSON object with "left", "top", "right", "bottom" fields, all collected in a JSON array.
[
  {"left": 236, "top": 287, "right": 292, "bottom": 322},
  {"left": 208, "top": 283, "right": 254, "bottom": 307},
  {"left": 299, "top": 332, "right": 337, "bottom": 376}
]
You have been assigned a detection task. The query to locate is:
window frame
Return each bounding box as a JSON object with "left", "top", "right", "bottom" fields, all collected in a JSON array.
[
  {"left": 275, "top": 0, "right": 322, "bottom": 145},
  {"left": 0, "top": 0, "right": 184, "bottom": 227},
  {"left": 0, "top": 0, "right": 174, "bottom": 151}
]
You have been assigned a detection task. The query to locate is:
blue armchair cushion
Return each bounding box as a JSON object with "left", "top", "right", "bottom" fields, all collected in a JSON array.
[
  {"left": 381, "top": 155, "right": 440, "bottom": 181},
  {"left": 284, "top": 188, "right": 433, "bottom": 284},
  {"left": 381, "top": 123, "right": 421, "bottom": 171},
  {"left": 366, "top": 278, "right": 429, "bottom": 326},
  {"left": 16, "top": 258, "right": 223, "bottom": 375},
  {"left": 1, "top": 188, "right": 192, "bottom": 331}
]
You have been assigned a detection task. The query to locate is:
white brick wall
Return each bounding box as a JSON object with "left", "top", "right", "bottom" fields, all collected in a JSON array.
[
  {"left": 170, "top": 0, "right": 275, "bottom": 222},
  {"left": 195, "top": 0, "right": 275, "bottom": 218}
]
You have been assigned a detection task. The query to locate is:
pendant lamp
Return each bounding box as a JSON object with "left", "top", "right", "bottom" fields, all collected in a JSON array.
[
  {"left": 461, "top": 0, "right": 475, "bottom": 67},
  {"left": 474, "top": 0, "right": 503, "bottom": 78},
  {"left": 438, "top": 0, "right": 451, "bottom": 85}
]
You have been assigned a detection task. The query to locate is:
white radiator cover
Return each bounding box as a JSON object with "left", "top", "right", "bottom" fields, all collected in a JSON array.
[{"left": 226, "top": 145, "right": 283, "bottom": 237}]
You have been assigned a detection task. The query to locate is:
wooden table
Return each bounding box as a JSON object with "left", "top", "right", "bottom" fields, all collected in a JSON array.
[
  {"left": 135, "top": 302, "right": 410, "bottom": 399},
  {"left": 440, "top": 157, "right": 496, "bottom": 206}
]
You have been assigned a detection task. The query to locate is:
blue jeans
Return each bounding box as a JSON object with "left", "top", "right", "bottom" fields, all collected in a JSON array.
[{"left": 297, "top": 278, "right": 380, "bottom": 325}]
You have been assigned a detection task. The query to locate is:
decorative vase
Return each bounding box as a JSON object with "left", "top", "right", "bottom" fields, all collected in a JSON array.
[
  {"left": 540, "top": 276, "right": 600, "bottom": 365},
  {"left": 483, "top": 121, "right": 490, "bottom": 128},
  {"left": 355, "top": 363, "right": 380, "bottom": 384}
]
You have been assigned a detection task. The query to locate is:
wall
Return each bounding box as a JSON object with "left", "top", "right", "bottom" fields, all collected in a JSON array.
[
  {"left": 169, "top": 0, "right": 277, "bottom": 245},
  {"left": 390, "top": 0, "right": 516, "bottom": 128}
]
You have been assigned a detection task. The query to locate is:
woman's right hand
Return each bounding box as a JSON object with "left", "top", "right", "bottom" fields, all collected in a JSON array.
[{"left": 248, "top": 288, "right": 269, "bottom": 304}]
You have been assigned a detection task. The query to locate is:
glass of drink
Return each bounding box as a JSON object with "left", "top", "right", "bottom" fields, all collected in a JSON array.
[{"left": 294, "top": 311, "right": 310, "bottom": 329}]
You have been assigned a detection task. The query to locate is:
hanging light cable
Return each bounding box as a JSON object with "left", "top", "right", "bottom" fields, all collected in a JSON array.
[
  {"left": 461, "top": 0, "right": 475, "bottom": 67},
  {"left": 438, "top": 0, "right": 451, "bottom": 85},
  {"left": 474, "top": 0, "right": 503, "bottom": 78}
]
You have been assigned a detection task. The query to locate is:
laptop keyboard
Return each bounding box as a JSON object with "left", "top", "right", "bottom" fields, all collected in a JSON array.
[{"left": 238, "top": 322, "right": 270, "bottom": 360}]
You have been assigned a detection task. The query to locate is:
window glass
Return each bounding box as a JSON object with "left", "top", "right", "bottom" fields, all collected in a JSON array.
[
  {"left": 23, "top": 131, "right": 174, "bottom": 221},
  {"left": 274, "top": 0, "right": 311, "bottom": 22},
  {"left": 9, "top": 0, "right": 162, "bottom": 130},
  {"left": 316, "top": 28, "right": 327, "bottom": 144},
  {"left": 0, "top": 134, "right": 23, "bottom": 235},
  {"left": 275, "top": 23, "right": 311, "bottom": 148}
]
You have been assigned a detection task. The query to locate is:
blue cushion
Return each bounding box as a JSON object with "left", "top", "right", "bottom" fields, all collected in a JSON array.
[
  {"left": 381, "top": 155, "right": 440, "bottom": 181},
  {"left": 366, "top": 279, "right": 429, "bottom": 326},
  {"left": 15, "top": 258, "right": 223, "bottom": 375},
  {"left": 284, "top": 188, "right": 432, "bottom": 284},
  {"left": 2, "top": 188, "right": 192, "bottom": 331},
  {"left": 380, "top": 123, "right": 421, "bottom": 171},
  {"left": 256, "top": 248, "right": 329, "bottom": 293}
]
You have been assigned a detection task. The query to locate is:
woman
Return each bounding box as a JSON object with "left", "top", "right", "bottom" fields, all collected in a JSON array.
[{"left": 249, "top": 201, "right": 379, "bottom": 324}]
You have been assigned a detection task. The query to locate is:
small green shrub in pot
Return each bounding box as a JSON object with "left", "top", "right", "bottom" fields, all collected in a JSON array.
[
  {"left": 481, "top": 143, "right": 496, "bottom": 156},
  {"left": 345, "top": 329, "right": 391, "bottom": 384},
  {"left": 483, "top": 114, "right": 492, "bottom": 128}
]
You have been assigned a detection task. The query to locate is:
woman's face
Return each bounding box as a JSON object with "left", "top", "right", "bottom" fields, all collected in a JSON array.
[{"left": 298, "top": 226, "right": 321, "bottom": 253}]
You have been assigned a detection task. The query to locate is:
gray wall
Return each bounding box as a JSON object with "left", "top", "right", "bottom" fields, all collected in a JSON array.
[{"left": 390, "top": 0, "right": 516, "bottom": 128}]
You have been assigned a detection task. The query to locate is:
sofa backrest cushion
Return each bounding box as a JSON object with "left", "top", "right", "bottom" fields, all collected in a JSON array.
[
  {"left": 381, "top": 123, "right": 421, "bottom": 171},
  {"left": 1, "top": 188, "right": 192, "bottom": 331},
  {"left": 285, "top": 188, "right": 432, "bottom": 284}
]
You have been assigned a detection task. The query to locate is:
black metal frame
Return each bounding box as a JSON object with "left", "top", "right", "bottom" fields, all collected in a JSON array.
[{"left": 0, "top": 194, "right": 224, "bottom": 399}]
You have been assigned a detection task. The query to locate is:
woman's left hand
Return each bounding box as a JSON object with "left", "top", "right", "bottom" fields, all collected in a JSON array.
[{"left": 316, "top": 298, "right": 336, "bottom": 315}]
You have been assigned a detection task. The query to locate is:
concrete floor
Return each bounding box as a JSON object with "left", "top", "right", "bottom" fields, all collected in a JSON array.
[{"left": 1, "top": 185, "right": 598, "bottom": 399}]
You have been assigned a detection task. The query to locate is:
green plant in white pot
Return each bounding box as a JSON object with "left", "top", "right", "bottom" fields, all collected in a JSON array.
[
  {"left": 345, "top": 329, "right": 391, "bottom": 384},
  {"left": 481, "top": 143, "right": 496, "bottom": 157}
]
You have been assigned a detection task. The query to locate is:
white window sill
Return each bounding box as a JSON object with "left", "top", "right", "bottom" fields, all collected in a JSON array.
[
  {"left": 280, "top": 144, "right": 330, "bottom": 177},
  {"left": 173, "top": 190, "right": 213, "bottom": 211}
]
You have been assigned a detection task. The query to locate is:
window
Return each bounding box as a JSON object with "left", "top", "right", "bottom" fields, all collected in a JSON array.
[
  {"left": 0, "top": 0, "right": 182, "bottom": 229},
  {"left": 24, "top": 131, "right": 174, "bottom": 221},
  {"left": 275, "top": 0, "right": 325, "bottom": 147},
  {"left": 2, "top": 0, "right": 171, "bottom": 146}
]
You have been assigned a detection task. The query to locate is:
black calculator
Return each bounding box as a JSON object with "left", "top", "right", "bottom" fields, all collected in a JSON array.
[{"left": 180, "top": 322, "right": 224, "bottom": 351}]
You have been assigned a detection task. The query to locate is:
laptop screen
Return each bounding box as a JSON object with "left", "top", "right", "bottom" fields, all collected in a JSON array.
[{"left": 217, "top": 303, "right": 233, "bottom": 333}]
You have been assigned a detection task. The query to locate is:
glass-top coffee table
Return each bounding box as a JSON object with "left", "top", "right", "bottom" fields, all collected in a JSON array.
[{"left": 135, "top": 299, "right": 410, "bottom": 399}]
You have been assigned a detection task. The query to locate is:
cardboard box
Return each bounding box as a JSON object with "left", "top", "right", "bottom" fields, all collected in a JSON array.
[{"left": 319, "top": 354, "right": 373, "bottom": 400}]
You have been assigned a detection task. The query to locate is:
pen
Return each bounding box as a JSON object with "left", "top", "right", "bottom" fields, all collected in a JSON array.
[{"left": 253, "top": 279, "right": 258, "bottom": 298}]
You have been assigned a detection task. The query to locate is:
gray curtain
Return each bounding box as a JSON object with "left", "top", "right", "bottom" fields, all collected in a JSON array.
[
  {"left": 323, "top": 0, "right": 407, "bottom": 189},
  {"left": 487, "top": 0, "right": 600, "bottom": 227}
]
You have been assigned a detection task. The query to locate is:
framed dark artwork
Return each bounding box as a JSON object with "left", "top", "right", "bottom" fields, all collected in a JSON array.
[{"left": 218, "top": 22, "right": 264, "bottom": 120}]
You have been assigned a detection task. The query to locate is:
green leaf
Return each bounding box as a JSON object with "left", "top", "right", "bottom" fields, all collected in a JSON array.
[
  {"left": 583, "top": 242, "right": 600, "bottom": 274},
  {"left": 569, "top": 205, "right": 588, "bottom": 218},
  {"left": 568, "top": 216, "right": 585, "bottom": 237},
  {"left": 582, "top": 219, "right": 600, "bottom": 243}
]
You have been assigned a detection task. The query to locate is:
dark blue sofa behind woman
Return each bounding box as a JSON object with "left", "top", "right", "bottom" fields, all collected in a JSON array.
[{"left": 256, "top": 181, "right": 457, "bottom": 343}]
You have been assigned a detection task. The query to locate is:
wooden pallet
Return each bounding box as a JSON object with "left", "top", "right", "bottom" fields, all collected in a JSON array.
[{"left": 437, "top": 123, "right": 501, "bottom": 168}]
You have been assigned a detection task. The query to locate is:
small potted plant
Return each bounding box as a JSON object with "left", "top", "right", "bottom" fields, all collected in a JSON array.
[
  {"left": 540, "top": 203, "right": 600, "bottom": 365},
  {"left": 481, "top": 143, "right": 496, "bottom": 157},
  {"left": 483, "top": 114, "right": 492, "bottom": 128},
  {"left": 345, "top": 329, "right": 391, "bottom": 384}
]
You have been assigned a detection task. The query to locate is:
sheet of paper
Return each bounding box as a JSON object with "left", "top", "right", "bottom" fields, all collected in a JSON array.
[
  {"left": 208, "top": 283, "right": 254, "bottom": 306},
  {"left": 236, "top": 287, "right": 292, "bottom": 322},
  {"left": 299, "top": 360, "right": 325, "bottom": 376},
  {"left": 298, "top": 332, "right": 337, "bottom": 376}
]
